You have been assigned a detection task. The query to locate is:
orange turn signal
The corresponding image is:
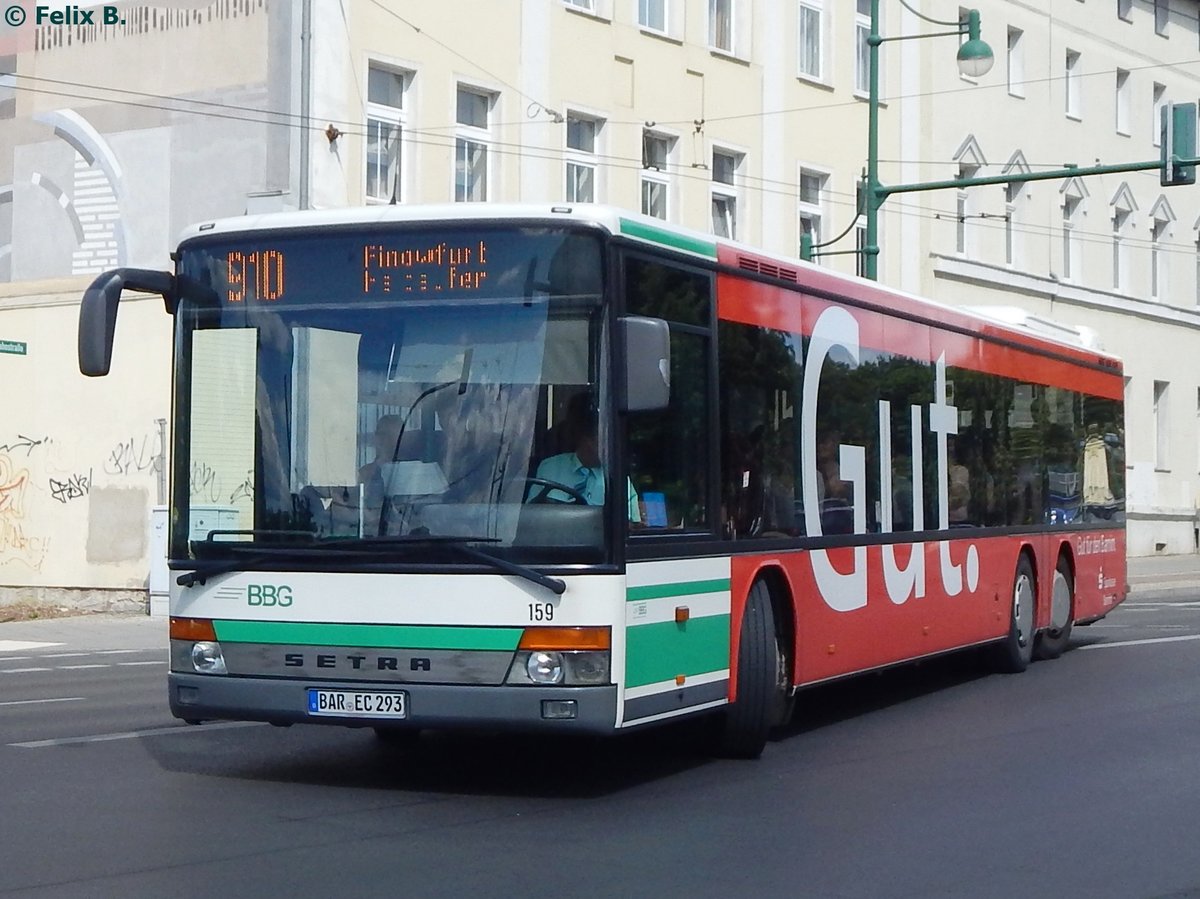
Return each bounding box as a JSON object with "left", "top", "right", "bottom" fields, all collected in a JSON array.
[
  {"left": 519, "top": 626, "right": 611, "bottom": 651},
  {"left": 170, "top": 617, "right": 217, "bottom": 641}
]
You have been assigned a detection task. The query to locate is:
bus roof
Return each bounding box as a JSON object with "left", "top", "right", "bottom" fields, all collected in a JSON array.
[{"left": 177, "top": 203, "right": 1121, "bottom": 369}]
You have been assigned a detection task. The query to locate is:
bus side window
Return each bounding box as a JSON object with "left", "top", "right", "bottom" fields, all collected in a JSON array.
[{"left": 624, "top": 255, "right": 713, "bottom": 532}]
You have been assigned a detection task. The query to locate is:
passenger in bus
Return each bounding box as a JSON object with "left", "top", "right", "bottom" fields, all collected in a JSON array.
[
  {"left": 528, "top": 399, "right": 641, "bottom": 522},
  {"left": 947, "top": 436, "right": 971, "bottom": 526},
  {"left": 358, "top": 414, "right": 405, "bottom": 487},
  {"left": 817, "top": 431, "right": 854, "bottom": 534}
]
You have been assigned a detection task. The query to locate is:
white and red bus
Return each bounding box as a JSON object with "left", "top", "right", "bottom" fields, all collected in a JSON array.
[{"left": 78, "top": 205, "right": 1126, "bottom": 757}]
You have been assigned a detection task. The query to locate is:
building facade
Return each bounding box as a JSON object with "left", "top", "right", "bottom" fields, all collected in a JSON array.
[{"left": 0, "top": 0, "right": 1197, "bottom": 607}]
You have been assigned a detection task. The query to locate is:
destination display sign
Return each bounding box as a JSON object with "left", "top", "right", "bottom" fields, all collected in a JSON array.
[{"left": 185, "top": 228, "right": 592, "bottom": 307}]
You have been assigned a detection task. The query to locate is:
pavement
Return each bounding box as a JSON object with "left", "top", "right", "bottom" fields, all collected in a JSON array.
[
  {"left": 0, "top": 612, "right": 166, "bottom": 649},
  {"left": 0, "top": 553, "right": 1196, "bottom": 648},
  {"left": 1126, "top": 551, "right": 1200, "bottom": 600}
]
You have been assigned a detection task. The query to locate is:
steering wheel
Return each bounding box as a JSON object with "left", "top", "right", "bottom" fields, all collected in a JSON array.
[{"left": 523, "top": 476, "right": 588, "bottom": 505}]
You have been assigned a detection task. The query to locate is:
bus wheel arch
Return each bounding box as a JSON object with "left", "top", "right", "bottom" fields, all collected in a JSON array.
[
  {"left": 717, "top": 575, "right": 792, "bottom": 758},
  {"left": 992, "top": 547, "right": 1037, "bottom": 673},
  {"left": 757, "top": 566, "right": 797, "bottom": 729},
  {"left": 1035, "top": 547, "right": 1075, "bottom": 661}
]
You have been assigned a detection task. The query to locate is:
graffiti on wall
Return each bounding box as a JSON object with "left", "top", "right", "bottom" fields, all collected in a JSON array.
[
  {"left": 0, "top": 449, "right": 50, "bottom": 570},
  {"left": 49, "top": 469, "right": 91, "bottom": 504},
  {"left": 105, "top": 434, "right": 162, "bottom": 477}
]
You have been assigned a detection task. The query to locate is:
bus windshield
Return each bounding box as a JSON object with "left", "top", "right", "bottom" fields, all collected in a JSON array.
[{"left": 171, "top": 225, "right": 611, "bottom": 566}]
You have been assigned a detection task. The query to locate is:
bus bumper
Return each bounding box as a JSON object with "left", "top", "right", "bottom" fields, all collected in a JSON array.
[{"left": 168, "top": 673, "right": 619, "bottom": 734}]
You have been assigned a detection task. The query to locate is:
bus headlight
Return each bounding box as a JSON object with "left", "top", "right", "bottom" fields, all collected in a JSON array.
[
  {"left": 507, "top": 650, "right": 610, "bottom": 686},
  {"left": 507, "top": 626, "right": 611, "bottom": 686},
  {"left": 190, "top": 641, "right": 227, "bottom": 675},
  {"left": 525, "top": 650, "right": 564, "bottom": 684}
]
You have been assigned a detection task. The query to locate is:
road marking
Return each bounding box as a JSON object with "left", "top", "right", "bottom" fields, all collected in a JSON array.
[
  {"left": 95, "top": 649, "right": 147, "bottom": 655},
  {"left": 1, "top": 667, "right": 53, "bottom": 674},
  {"left": 10, "top": 720, "right": 263, "bottom": 748},
  {"left": 0, "top": 641, "right": 63, "bottom": 653},
  {"left": 57, "top": 664, "right": 109, "bottom": 670},
  {"left": 43, "top": 652, "right": 90, "bottom": 659},
  {"left": 0, "top": 697, "right": 85, "bottom": 708},
  {"left": 117, "top": 661, "right": 163, "bottom": 667},
  {"left": 1119, "top": 601, "right": 1200, "bottom": 610},
  {"left": 1080, "top": 634, "right": 1200, "bottom": 651}
]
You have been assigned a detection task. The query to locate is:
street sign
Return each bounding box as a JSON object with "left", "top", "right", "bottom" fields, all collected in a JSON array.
[{"left": 1161, "top": 101, "right": 1197, "bottom": 186}]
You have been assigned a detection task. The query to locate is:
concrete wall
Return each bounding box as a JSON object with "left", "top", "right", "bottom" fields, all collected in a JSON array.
[{"left": 0, "top": 280, "right": 171, "bottom": 609}]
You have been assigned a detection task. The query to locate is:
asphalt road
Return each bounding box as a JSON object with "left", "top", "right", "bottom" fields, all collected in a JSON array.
[{"left": 1, "top": 594, "right": 1198, "bottom": 899}]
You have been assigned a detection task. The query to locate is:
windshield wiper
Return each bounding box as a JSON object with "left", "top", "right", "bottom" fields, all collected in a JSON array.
[
  {"left": 323, "top": 534, "right": 566, "bottom": 595},
  {"left": 179, "top": 534, "right": 565, "bottom": 595}
]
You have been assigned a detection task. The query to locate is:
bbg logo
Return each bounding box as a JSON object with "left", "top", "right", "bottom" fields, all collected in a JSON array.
[{"left": 247, "top": 584, "right": 293, "bottom": 607}]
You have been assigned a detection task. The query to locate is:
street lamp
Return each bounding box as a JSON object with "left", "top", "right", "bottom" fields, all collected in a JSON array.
[{"left": 862, "top": 1, "right": 993, "bottom": 280}]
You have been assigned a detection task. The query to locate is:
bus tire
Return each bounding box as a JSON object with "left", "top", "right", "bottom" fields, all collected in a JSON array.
[
  {"left": 1034, "top": 557, "right": 1074, "bottom": 661},
  {"left": 993, "top": 554, "right": 1036, "bottom": 673},
  {"left": 717, "top": 580, "right": 780, "bottom": 759}
]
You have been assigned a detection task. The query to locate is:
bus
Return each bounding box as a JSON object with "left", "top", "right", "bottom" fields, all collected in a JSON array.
[{"left": 78, "top": 204, "right": 1126, "bottom": 758}]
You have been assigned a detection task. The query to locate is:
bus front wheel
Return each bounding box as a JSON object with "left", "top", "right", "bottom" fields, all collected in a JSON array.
[
  {"left": 993, "top": 554, "right": 1036, "bottom": 673},
  {"left": 716, "top": 580, "right": 785, "bottom": 759}
]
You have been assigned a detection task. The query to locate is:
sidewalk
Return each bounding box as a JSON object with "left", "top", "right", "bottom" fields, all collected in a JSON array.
[
  {"left": 0, "top": 613, "right": 166, "bottom": 650},
  {"left": 1127, "top": 552, "right": 1200, "bottom": 600}
]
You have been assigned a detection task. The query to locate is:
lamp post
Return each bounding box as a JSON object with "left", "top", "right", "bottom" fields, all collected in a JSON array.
[{"left": 862, "top": 1, "right": 994, "bottom": 281}]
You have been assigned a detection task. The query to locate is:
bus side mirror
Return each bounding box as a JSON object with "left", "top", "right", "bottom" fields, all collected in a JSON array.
[
  {"left": 618, "top": 315, "right": 670, "bottom": 412},
  {"left": 79, "top": 268, "right": 175, "bottom": 376}
]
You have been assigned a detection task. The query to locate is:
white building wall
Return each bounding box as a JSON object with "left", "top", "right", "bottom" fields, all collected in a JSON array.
[
  {"left": 3, "top": 0, "right": 1200, "bottom": 613},
  {"left": 912, "top": 0, "right": 1200, "bottom": 555}
]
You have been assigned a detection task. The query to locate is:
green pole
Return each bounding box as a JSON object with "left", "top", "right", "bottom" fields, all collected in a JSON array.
[{"left": 864, "top": 0, "right": 883, "bottom": 281}]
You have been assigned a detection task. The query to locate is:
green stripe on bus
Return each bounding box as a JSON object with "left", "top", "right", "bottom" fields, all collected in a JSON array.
[
  {"left": 619, "top": 218, "right": 718, "bottom": 258},
  {"left": 625, "top": 614, "right": 731, "bottom": 688},
  {"left": 626, "top": 578, "right": 731, "bottom": 602},
  {"left": 212, "top": 620, "right": 523, "bottom": 651}
]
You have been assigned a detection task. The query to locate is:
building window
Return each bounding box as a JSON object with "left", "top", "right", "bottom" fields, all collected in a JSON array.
[
  {"left": 1005, "top": 182, "right": 1022, "bottom": 267},
  {"left": 855, "top": 0, "right": 871, "bottom": 95},
  {"left": 639, "top": 0, "right": 666, "bottom": 32},
  {"left": 798, "top": 168, "right": 828, "bottom": 256},
  {"left": 1063, "top": 194, "right": 1082, "bottom": 281},
  {"left": 956, "top": 163, "right": 980, "bottom": 257},
  {"left": 1118, "top": 0, "right": 1132, "bottom": 21},
  {"left": 1115, "top": 69, "right": 1131, "bottom": 135},
  {"left": 798, "top": 0, "right": 823, "bottom": 80},
  {"left": 1152, "top": 216, "right": 1169, "bottom": 300},
  {"left": 564, "top": 0, "right": 595, "bottom": 10},
  {"left": 365, "top": 65, "right": 407, "bottom": 204},
  {"left": 1153, "top": 83, "right": 1166, "bottom": 146},
  {"left": 1065, "top": 50, "right": 1081, "bottom": 119},
  {"left": 854, "top": 180, "right": 867, "bottom": 276},
  {"left": 711, "top": 149, "right": 742, "bottom": 238},
  {"left": 1112, "top": 206, "right": 1131, "bottom": 292},
  {"left": 1154, "top": 0, "right": 1168, "bottom": 35},
  {"left": 565, "top": 113, "right": 601, "bottom": 203},
  {"left": 709, "top": 0, "right": 733, "bottom": 52},
  {"left": 641, "top": 130, "right": 674, "bottom": 219},
  {"left": 1006, "top": 27, "right": 1024, "bottom": 98},
  {"left": 1154, "top": 380, "right": 1170, "bottom": 470},
  {"left": 455, "top": 87, "right": 492, "bottom": 203}
]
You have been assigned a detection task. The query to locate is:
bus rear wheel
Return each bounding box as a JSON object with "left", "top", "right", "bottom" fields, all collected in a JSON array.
[
  {"left": 1034, "top": 557, "right": 1074, "bottom": 660},
  {"left": 993, "top": 554, "right": 1036, "bottom": 673},
  {"left": 716, "top": 580, "right": 786, "bottom": 759}
]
